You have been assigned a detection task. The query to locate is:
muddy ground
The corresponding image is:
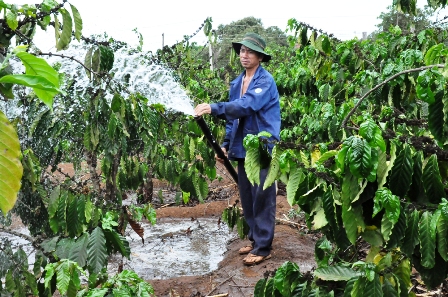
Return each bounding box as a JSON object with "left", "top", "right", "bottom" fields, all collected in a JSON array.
[
  {"left": 42, "top": 162, "right": 317, "bottom": 296},
  {"left": 148, "top": 174, "right": 317, "bottom": 297}
]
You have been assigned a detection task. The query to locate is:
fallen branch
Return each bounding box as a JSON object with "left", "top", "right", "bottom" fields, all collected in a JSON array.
[
  {"left": 206, "top": 294, "right": 229, "bottom": 297},
  {"left": 275, "top": 217, "right": 307, "bottom": 229},
  {"left": 205, "top": 274, "right": 234, "bottom": 296}
]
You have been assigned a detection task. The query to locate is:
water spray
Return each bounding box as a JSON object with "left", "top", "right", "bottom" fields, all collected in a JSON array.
[{"left": 194, "top": 116, "right": 238, "bottom": 184}]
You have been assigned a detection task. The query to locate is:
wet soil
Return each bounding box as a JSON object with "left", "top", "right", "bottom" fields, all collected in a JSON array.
[
  {"left": 13, "top": 163, "right": 318, "bottom": 297},
  {"left": 149, "top": 175, "right": 317, "bottom": 297}
]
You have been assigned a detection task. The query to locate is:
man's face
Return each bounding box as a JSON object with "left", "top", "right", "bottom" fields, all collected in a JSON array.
[{"left": 239, "top": 45, "right": 263, "bottom": 70}]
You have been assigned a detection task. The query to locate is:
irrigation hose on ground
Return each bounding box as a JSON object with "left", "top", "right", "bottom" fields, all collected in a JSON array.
[{"left": 194, "top": 116, "right": 238, "bottom": 184}]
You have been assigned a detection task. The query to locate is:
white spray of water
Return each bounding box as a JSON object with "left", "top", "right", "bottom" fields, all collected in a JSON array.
[{"left": 9, "top": 46, "right": 196, "bottom": 116}]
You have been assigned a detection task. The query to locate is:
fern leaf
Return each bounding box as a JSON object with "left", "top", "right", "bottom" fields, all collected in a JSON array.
[
  {"left": 87, "top": 227, "right": 107, "bottom": 274},
  {"left": 388, "top": 144, "right": 414, "bottom": 197},
  {"left": 419, "top": 211, "right": 436, "bottom": 268}
]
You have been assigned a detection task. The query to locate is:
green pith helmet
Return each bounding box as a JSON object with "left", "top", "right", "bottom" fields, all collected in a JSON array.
[{"left": 232, "top": 32, "right": 271, "bottom": 62}]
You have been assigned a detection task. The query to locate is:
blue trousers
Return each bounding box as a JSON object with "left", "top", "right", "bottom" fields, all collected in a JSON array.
[{"left": 237, "top": 160, "right": 276, "bottom": 256}]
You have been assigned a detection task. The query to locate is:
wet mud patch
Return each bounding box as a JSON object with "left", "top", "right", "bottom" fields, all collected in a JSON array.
[{"left": 108, "top": 218, "right": 236, "bottom": 279}]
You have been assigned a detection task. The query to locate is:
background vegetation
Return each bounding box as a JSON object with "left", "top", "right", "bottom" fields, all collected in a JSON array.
[{"left": 2, "top": 0, "right": 448, "bottom": 296}]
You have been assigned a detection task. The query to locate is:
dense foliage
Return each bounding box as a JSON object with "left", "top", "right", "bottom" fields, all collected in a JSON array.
[
  {"left": 3, "top": 0, "right": 448, "bottom": 296},
  {"left": 0, "top": 1, "right": 219, "bottom": 296},
  {"left": 243, "top": 6, "right": 448, "bottom": 297}
]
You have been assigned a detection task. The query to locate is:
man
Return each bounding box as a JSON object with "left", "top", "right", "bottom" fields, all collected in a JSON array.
[{"left": 194, "top": 32, "right": 280, "bottom": 265}]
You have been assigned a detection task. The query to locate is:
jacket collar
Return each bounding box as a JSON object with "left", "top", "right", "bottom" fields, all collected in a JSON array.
[{"left": 231, "top": 64, "right": 264, "bottom": 85}]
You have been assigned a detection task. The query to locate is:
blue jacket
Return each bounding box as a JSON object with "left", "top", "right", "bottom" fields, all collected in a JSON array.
[{"left": 210, "top": 65, "right": 280, "bottom": 160}]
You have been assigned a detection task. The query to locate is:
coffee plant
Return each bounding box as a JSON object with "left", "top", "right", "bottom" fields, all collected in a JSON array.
[
  {"left": 244, "top": 4, "right": 448, "bottom": 297},
  {"left": 0, "top": 1, "right": 220, "bottom": 295},
  {"left": 3, "top": 0, "right": 448, "bottom": 296}
]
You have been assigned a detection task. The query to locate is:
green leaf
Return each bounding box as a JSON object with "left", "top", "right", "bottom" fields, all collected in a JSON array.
[
  {"left": 0, "top": 111, "right": 23, "bottom": 214},
  {"left": 321, "top": 189, "right": 338, "bottom": 231},
  {"left": 401, "top": 210, "right": 420, "bottom": 257},
  {"left": 244, "top": 141, "right": 261, "bottom": 186},
  {"left": 6, "top": 10, "right": 18, "bottom": 30},
  {"left": 67, "top": 194, "right": 81, "bottom": 237},
  {"left": 437, "top": 214, "right": 448, "bottom": 261},
  {"left": 348, "top": 137, "right": 374, "bottom": 179},
  {"left": 264, "top": 145, "right": 282, "bottom": 190},
  {"left": 419, "top": 211, "right": 436, "bottom": 268},
  {"left": 70, "top": 4, "right": 83, "bottom": 41},
  {"left": 274, "top": 261, "right": 301, "bottom": 296},
  {"left": 408, "top": 151, "right": 425, "bottom": 202},
  {"left": 424, "top": 44, "right": 445, "bottom": 66},
  {"left": 316, "top": 150, "right": 338, "bottom": 164},
  {"left": 286, "top": 167, "right": 304, "bottom": 206},
  {"left": 0, "top": 74, "right": 62, "bottom": 94},
  {"left": 56, "top": 8, "right": 73, "bottom": 51},
  {"left": 374, "top": 188, "right": 400, "bottom": 225},
  {"left": 428, "top": 90, "right": 446, "bottom": 144},
  {"left": 314, "top": 265, "right": 361, "bottom": 281},
  {"left": 422, "top": 154, "right": 446, "bottom": 204},
  {"left": 69, "top": 233, "right": 89, "bottom": 267},
  {"left": 56, "top": 261, "right": 71, "bottom": 295},
  {"left": 364, "top": 273, "right": 383, "bottom": 297},
  {"left": 377, "top": 141, "right": 397, "bottom": 189},
  {"left": 344, "top": 277, "right": 358, "bottom": 297},
  {"left": 254, "top": 278, "right": 266, "bottom": 297},
  {"left": 14, "top": 51, "right": 61, "bottom": 108},
  {"left": 385, "top": 208, "right": 406, "bottom": 249},
  {"left": 388, "top": 144, "right": 413, "bottom": 197},
  {"left": 87, "top": 227, "right": 107, "bottom": 274},
  {"left": 104, "top": 229, "right": 131, "bottom": 259},
  {"left": 84, "top": 47, "right": 93, "bottom": 79},
  {"left": 359, "top": 119, "right": 377, "bottom": 143}
]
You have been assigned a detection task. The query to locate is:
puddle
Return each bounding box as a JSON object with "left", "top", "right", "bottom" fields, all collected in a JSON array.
[
  {"left": 108, "top": 218, "right": 236, "bottom": 279},
  {"left": 1, "top": 217, "right": 236, "bottom": 280}
]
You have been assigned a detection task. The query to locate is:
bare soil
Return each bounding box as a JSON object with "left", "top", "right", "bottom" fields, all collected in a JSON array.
[
  {"left": 149, "top": 173, "right": 317, "bottom": 297},
  {"left": 29, "top": 163, "right": 318, "bottom": 296}
]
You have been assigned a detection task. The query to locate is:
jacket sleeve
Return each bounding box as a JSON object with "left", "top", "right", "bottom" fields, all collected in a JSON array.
[{"left": 210, "top": 77, "right": 274, "bottom": 121}]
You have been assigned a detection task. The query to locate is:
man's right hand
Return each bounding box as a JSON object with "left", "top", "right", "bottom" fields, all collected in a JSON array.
[{"left": 215, "top": 147, "right": 227, "bottom": 164}]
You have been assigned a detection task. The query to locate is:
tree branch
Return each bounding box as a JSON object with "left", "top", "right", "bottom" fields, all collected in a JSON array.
[
  {"left": 341, "top": 64, "right": 445, "bottom": 129},
  {"left": 0, "top": 226, "right": 34, "bottom": 242},
  {"left": 38, "top": 52, "right": 101, "bottom": 78}
]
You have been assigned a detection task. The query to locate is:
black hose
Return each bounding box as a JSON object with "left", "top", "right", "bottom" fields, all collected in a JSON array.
[{"left": 194, "top": 116, "right": 238, "bottom": 184}]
